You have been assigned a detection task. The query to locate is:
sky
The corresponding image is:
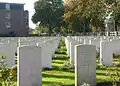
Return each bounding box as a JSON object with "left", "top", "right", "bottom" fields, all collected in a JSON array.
[{"left": 0, "top": 0, "right": 38, "bottom": 29}]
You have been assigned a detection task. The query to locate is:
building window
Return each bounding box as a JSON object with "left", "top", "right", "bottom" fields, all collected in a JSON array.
[
  {"left": 5, "top": 21, "right": 11, "bottom": 28},
  {"left": 5, "top": 4, "right": 10, "bottom": 10},
  {"left": 5, "top": 12, "right": 11, "bottom": 20},
  {"left": 25, "top": 22, "right": 29, "bottom": 27}
]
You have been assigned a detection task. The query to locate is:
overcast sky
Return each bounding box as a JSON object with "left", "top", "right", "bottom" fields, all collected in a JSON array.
[{"left": 0, "top": 0, "right": 38, "bottom": 29}]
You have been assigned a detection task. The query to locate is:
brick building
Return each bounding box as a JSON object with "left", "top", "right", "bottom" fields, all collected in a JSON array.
[{"left": 0, "top": 2, "right": 29, "bottom": 36}]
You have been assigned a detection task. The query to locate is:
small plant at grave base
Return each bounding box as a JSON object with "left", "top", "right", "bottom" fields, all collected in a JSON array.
[
  {"left": 0, "top": 56, "right": 17, "bottom": 86},
  {"left": 116, "top": 57, "right": 120, "bottom": 67},
  {"left": 96, "top": 51, "right": 100, "bottom": 59},
  {"left": 113, "top": 53, "right": 120, "bottom": 58},
  {"left": 14, "top": 56, "right": 17, "bottom": 65},
  {"left": 0, "top": 56, "right": 10, "bottom": 86},
  {"left": 96, "top": 64, "right": 107, "bottom": 70},
  {"left": 59, "top": 61, "right": 74, "bottom": 72},
  {"left": 106, "top": 67, "right": 120, "bottom": 86},
  {"left": 10, "top": 65, "right": 17, "bottom": 82}
]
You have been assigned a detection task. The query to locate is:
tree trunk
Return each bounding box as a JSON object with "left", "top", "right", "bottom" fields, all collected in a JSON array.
[
  {"left": 114, "top": 0, "right": 117, "bottom": 31},
  {"left": 115, "top": 20, "right": 117, "bottom": 31},
  {"left": 49, "top": 25, "right": 52, "bottom": 36}
]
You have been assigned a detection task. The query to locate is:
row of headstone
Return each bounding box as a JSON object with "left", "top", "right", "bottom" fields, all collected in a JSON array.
[
  {"left": 17, "top": 37, "right": 61, "bottom": 86},
  {"left": 64, "top": 36, "right": 120, "bottom": 85},
  {"left": 65, "top": 37, "right": 96, "bottom": 86},
  {"left": 100, "top": 39, "right": 120, "bottom": 66},
  {"left": 0, "top": 37, "right": 60, "bottom": 68},
  {"left": 65, "top": 36, "right": 120, "bottom": 66}
]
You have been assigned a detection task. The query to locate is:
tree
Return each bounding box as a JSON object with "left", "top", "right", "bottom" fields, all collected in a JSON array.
[
  {"left": 63, "top": 0, "right": 107, "bottom": 33},
  {"left": 32, "top": 0, "right": 64, "bottom": 35},
  {"left": 33, "top": 25, "right": 49, "bottom": 34}
]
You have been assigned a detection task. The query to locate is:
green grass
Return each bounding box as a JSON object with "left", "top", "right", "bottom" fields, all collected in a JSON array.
[{"left": 42, "top": 40, "right": 120, "bottom": 86}]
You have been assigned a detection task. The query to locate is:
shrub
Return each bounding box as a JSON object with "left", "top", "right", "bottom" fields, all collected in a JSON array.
[
  {"left": 106, "top": 67, "right": 120, "bottom": 86},
  {"left": 59, "top": 61, "right": 74, "bottom": 72},
  {"left": 0, "top": 56, "right": 17, "bottom": 86},
  {"left": 96, "top": 52, "right": 100, "bottom": 58},
  {"left": 0, "top": 56, "right": 10, "bottom": 86},
  {"left": 113, "top": 53, "right": 120, "bottom": 58}
]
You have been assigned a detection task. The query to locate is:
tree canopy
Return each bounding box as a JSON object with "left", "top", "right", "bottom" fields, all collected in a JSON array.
[
  {"left": 32, "top": 0, "right": 120, "bottom": 34},
  {"left": 63, "top": 0, "right": 107, "bottom": 33},
  {"left": 32, "top": 0, "right": 64, "bottom": 34}
]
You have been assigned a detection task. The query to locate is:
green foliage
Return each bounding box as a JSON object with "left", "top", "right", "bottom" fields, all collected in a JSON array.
[
  {"left": 0, "top": 56, "right": 10, "bottom": 85},
  {"left": 113, "top": 53, "right": 120, "bottom": 58},
  {"left": 106, "top": 67, "right": 120, "bottom": 85},
  {"left": 96, "top": 64, "right": 107, "bottom": 70},
  {"left": 59, "top": 61, "right": 74, "bottom": 72},
  {"left": 63, "top": 0, "right": 106, "bottom": 33},
  {"left": 0, "top": 56, "right": 17, "bottom": 86},
  {"left": 32, "top": 0, "right": 64, "bottom": 34},
  {"left": 63, "top": 0, "right": 120, "bottom": 32},
  {"left": 96, "top": 51, "right": 100, "bottom": 58},
  {"left": 33, "top": 25, "right": 49, "bottom": 34}
]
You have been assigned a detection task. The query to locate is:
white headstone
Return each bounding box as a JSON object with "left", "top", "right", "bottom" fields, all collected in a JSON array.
[
  {"left": 37, "top": 42, "right": 52, "bottom": 68},
  {"left": 0, "top": 43, "right": 17, "bottom": 67},
  {"left": 70, "top": 41, "right": 80, "bottom": 64},
  {"left": 75, "top": 44, "right": 96, "bottom": 86},
  {"left": 18, "top": 46, "right": 42, "bottom": 86},
  {"left": 100, "top": 41, "right": 113, "bottom": 66}
]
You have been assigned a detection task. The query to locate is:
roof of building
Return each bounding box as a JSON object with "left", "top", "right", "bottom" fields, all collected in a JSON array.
[
  {"left": 0, "top": 2, "right": 25, "bottom": 5},
  {"left": 0, "top": 2, "right": 25, "bottom": 10}
]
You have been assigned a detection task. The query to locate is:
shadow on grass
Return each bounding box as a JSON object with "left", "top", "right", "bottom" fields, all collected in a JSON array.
[
  {"left": 42, "top": 73, "right": 74, "bottom": 79},
  {"left": 97, "top": 78, "right": 111, "bottom": 83},
  {"left": 42, "top": 65, "right": 60, "bottom": 71},
  {"left": 52, "top": 57, "right": 69, "bottom": 60},
  {"left": 52, "top": 54, "right": 69, "bottom": 60},
  {"left": 96, "top": 66, "right": 107, "bottom": 70},
  {"left": 42, "top": 81, "right": 62, "bottom": 86},
  {"left": 62, "top": 84, "right": 75, "bottom": 86},
  {"left": 42, "top": 81, "right": 75, "bottom": 86},
  {"left": 113, "top": 59, "right": 120, "bottom": 61},
  {"left": 96, "top": 82, "right": 112, "bottom": 86},
  {"left": 42, "top": 65, "right": 74, "bottom": 73},
  {"left": 96, "top": 72, "right": 107, "bottom": 76},
  {"left": 55, "top": 51, "right": 67, "bottom": 55}
]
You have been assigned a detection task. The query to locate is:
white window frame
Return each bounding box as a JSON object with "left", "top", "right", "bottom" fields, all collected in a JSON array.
[{"left": 5, "top": 4, "right": 10, "bottom": 11}]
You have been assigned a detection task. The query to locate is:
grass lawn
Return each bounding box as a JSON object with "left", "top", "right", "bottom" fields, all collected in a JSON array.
[{"left": 42, "top": 40, "right": 120, "bottom": 86}]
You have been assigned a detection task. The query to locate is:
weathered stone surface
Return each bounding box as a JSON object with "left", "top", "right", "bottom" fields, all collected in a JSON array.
[
  {"left": 75, "top": 44, "right": 96, "bottom": 86},
  {"left": 18, "top": 46, "right": 42, "bottom": 86}
]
